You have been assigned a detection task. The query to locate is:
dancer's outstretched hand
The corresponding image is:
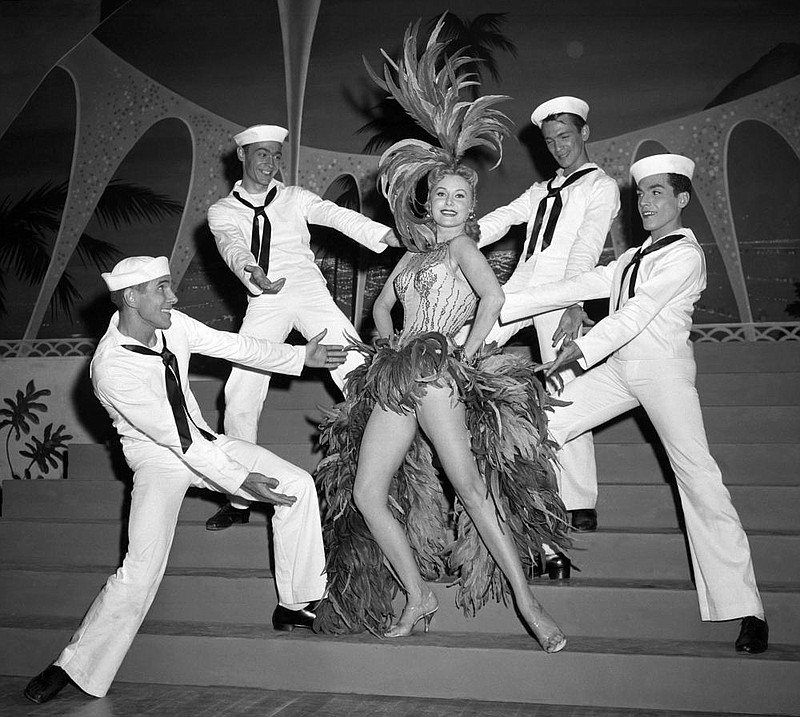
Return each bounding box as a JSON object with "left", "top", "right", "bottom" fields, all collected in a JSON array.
[
  {"left": 305, "top": 329, "right": 348, "bottom": 369},
  {"left": 241, "top": 473, "right": 296, "bottom": 506}
]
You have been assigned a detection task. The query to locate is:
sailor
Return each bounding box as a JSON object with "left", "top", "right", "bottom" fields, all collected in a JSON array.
[
  {"left": 501, "top": 154, "right": 768, "bottom": 653},
  {"left": 206, "top": 124, "right": 399, "bottom": 530},
  {"left": 24, "top": 255, "right": 343, "bottom": 704},
  {"left": 477, "top": 96, "right": 620, "bottom": 533}
]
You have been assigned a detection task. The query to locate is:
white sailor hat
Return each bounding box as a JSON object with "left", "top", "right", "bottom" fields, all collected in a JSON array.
[
  {"left": 531, "top": 96, "right": 589, "bottom": 128},
  {"left": 233, "top": 124, "right": 288, "bottom": 147},
  {"left": 101, "top": 256, "right": 171, "bottom": 291},
  {"left": 630, "top": 153, "right": 695, "bottom": 184}
]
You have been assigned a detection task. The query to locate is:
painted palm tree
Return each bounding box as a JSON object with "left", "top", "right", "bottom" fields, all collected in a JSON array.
[
  {"left": 0, "top": 179, "right": 182, "bottom": 320},
  {"left": 432, "top": 11, "right": 518, "bottom": 97},
  {"left": 355, "top": 12, "right": 517, "bottom": 154}
]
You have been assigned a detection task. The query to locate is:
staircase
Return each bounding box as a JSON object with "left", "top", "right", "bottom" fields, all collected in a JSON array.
[{"left": 1, "top": 342, "right": 799, "bottom": 714}]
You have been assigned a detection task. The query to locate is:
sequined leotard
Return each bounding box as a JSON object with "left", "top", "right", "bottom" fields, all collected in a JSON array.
[{"left": 394, "top": 242, "right": 477, "bottom": 339}]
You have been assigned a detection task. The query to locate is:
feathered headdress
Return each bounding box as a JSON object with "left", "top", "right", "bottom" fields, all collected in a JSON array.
[{"left": 365, "top": 16, "right": 513, "bottom": 252}]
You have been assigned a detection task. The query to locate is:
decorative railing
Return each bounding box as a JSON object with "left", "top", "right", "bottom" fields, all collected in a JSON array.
[
  {"left": 0, "top": 339, "right": 98, "bottom": 358},
  {"left": 1, "top": 322, "right": 799, "bottom": 358},
  {"left": 690, "top": 322, "right": 800, "bottom": 343}
]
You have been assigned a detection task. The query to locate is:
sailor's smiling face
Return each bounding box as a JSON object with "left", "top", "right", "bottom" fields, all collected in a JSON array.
[
  {"left": 541, "top": 115, "right": 589, "bottom": 175},
  {"left": 239, "top": 140, "right": 282, "bottom": 192},
  {"left": 129, "top": 275, "right": 178, "bottom": 331},
  {"left": 636, "top": 173, "right": 688, "bottom": 239}
]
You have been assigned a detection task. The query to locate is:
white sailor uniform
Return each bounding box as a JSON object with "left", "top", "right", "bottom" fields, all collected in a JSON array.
[
  {"left": 502, "top": 228, "right": 764, "bottom": 621},
  {"left": 208, "top": 179, "right": 391, "bottom": 447},
  {"left": 54, "top": 310, "right": 326, "bottom": 696},
  {"left": 478, "top": 162, "right": 620, "bottom": 509}
]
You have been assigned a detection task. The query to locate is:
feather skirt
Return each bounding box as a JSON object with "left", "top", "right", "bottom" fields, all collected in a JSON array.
[{"left": 313, "top": 332, "right": 570, "bottom": 635}]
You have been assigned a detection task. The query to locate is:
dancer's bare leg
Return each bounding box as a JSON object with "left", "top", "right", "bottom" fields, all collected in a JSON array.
[
  {"left": 352, "top": 405, "right": 436, "bottom": 634},
  {"left": 417, "top": 384, "right": 566, "bottom": 653}
]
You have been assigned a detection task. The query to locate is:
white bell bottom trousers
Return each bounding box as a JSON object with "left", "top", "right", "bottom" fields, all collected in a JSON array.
[
  {"left": 547, "top": 356, "right": 763, "bottom": 622},
  {"left": 55, "top": 436, "right": 326, "bottom": 696}
]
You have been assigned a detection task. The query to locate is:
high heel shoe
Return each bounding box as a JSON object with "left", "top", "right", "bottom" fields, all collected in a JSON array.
[
  {"left": 519, "top": 600, "right": 567, "bottom": 654},
  {"left": 384, "top": 591, "right": 439, "bottom": 638},
  {"left": 536, "top": 625, "right": 567, "bottom": 654}
]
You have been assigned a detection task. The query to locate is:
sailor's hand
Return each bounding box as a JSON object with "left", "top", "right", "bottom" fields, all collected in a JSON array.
[
  {"left": 305, "top": 329, "right": 348, "bottom": 369},
  {"left": 245, "top": 265, "right": 286, "bottom": 294},
  {"left": 241, "top": 473, "right": 296, "bottom": 506},
  {"left": 533, "top": 342, "right": 585, "bottom": 393},
  {"left": 552, "top": 304, "right": 593, "bottom": 346},
  {"left": 381, "top": 230, "right": 402, "bottom": 248}
]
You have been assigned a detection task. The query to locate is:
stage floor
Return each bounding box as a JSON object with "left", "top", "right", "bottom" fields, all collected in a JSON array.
[{"left": 0, "top": 677, "right": 783, "bottom": 717}]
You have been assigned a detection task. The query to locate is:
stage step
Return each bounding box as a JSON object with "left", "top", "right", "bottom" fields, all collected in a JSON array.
[
  {"left": 695, "top": 371, "right": 800, "bottom": 406},
  {"left": 1, "top": 617, "right": 798, "bottom": 715},
  {"left": 187, "top": 378, "right": 800, "bottom": 443},
  {"left": 187, "top": 368, "right": 800, "bottom": 408},
  {"left": 0, "top": 519, "right": 273, "bottom": 571},
  {"left": 188, "top": 370, "right": 338, "bottom": 411},
  {"left": 691, "top": 341, "right": 800, "bottom": 373},
  {"left": 66, "top": 440, "right": 800, "bottom": 485},
  {"left": 1, "top": 339, "right": 797, "bottom": 714},
  {"left": 590, "top": 405, "right": 800, "bottom": 444},
  {"left": 1, "top": 518, "right": 797, "bottom": 585},
  {"left": 80, "top": 401, "right": 800, "bottom": 447},
  {"left": 5, "top": 480, "right": 800, "bottom": 532},
  {"left": 67, "top": 441, "right": 322, "bottom": 480},
  {"left": 1, "top": 567, "right": 799, "bottom": 643},
  {"left": 506, "top": 339, "right": 800, "bottom": 374},
  {"left": 184, "top": 404, "right": 800, "bottom": 445},
  {"left": 594, "top": 443, "right": 800, "bottom": 485}
]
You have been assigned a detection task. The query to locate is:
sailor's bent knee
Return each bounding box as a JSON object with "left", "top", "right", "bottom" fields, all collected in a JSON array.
[{"left": 288, "top": 468, "right": 315, "bottom": 500}]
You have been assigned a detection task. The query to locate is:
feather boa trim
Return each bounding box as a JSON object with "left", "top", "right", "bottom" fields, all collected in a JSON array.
[{"left": 314, "top": 333, "right": 570, "bottom": 634}]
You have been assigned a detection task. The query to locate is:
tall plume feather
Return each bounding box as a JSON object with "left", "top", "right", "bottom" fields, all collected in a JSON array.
[{"left": 364, "top": 16, "right": 513, "bottom": 251}]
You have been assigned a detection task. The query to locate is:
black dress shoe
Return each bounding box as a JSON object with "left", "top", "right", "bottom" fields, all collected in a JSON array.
[
  {"left": 571, "top": 508, "right": 598, "bottom": 532},
  {"left": 735, "top": 616, "right": 769, "bottom": 654},
  {"left": 544, "top": 552, "right": 571, "bottom": 580},
  {"left": 272, "top": 603, "right": 316, "bottom": 632},
  {"left": 532, "top": 552, "right": 572, "bottom": 580},
  {"left": 205, "top": 504, "right": 250, "bottom": 531},
  {"left": 24, "top": 665, "right": 71, "bottom": 704}
]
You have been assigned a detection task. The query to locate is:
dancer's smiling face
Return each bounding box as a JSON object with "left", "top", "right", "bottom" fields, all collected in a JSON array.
[{"left": 428, "top": 173, "right": 474, "bottom": 231}]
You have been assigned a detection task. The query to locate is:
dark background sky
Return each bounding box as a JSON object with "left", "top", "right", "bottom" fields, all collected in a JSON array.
[
  {"left": 88, "top": 1, "right": 800, "bottom": 140},
  {"left": 91, "top": 0, "right": 800, "bottom": 201},
  {"left": 4, "top": 0, "right": 800, "bottom": 200}
]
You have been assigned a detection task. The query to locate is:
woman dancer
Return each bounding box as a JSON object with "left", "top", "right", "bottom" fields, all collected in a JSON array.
[{"left": 315, "top": 19, "right": 569, "bottom": 652}]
